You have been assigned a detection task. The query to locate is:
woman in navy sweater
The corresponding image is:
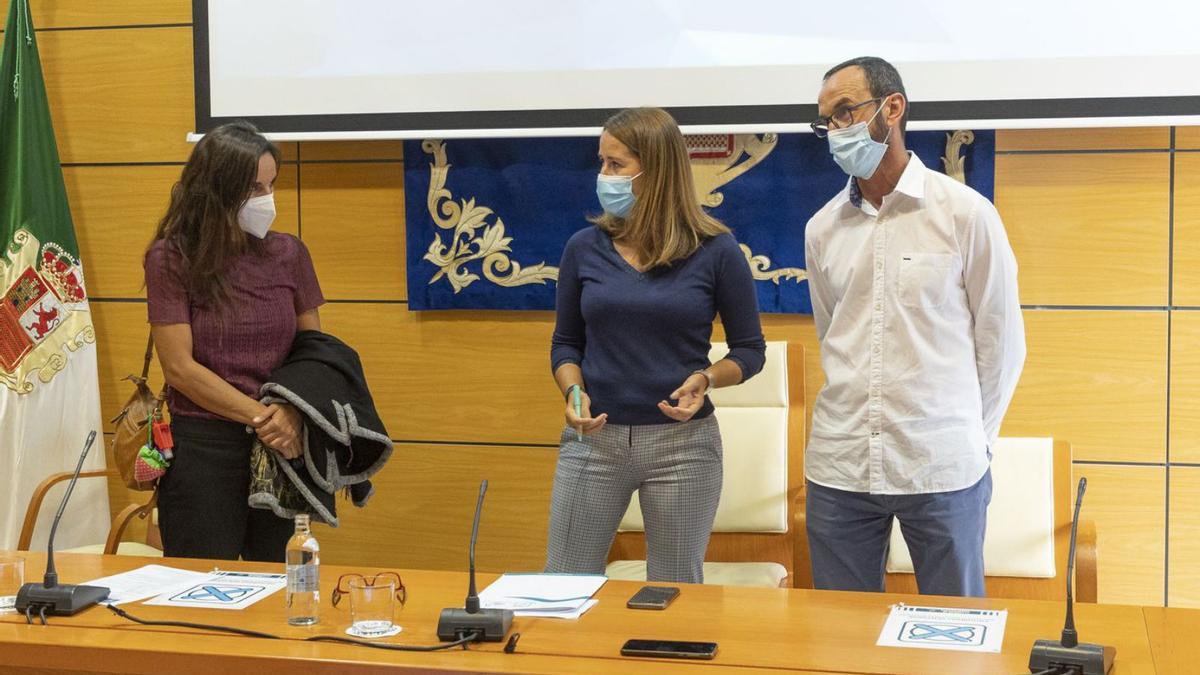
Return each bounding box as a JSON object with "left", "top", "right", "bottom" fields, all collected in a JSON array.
[{"left": 546, "top": 107, "right": 766, "bottom": 583}]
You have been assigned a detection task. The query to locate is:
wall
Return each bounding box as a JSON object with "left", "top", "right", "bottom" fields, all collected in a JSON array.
[{"left": 4, "top": 0, "right": 1196, "bottom": 607}]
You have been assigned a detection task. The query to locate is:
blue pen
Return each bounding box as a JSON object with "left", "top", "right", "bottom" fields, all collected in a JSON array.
[{"left": 572, "top": 386, "right": 583, "bottom": 441}]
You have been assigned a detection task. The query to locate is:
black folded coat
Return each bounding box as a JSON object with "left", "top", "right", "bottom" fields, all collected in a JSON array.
[{"left": 249, "top": 330, "right": 393, "bottom": 526}]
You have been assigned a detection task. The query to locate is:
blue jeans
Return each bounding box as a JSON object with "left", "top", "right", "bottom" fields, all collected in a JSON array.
[{"left": 805, "top": 469, "right": 992, "bottom": 597}]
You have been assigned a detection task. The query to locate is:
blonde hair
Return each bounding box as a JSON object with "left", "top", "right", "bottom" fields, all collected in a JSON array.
[{"left": 590, "top": 107, "right": 729, "bottom": 268}]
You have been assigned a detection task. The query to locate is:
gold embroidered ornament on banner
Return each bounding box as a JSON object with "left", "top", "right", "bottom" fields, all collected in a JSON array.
[{"left": 421, "top": 133, "right": 973, "bottom": 294}]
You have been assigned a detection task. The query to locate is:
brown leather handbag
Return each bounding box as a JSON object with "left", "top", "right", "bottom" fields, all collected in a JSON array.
[{"left": 110, "top": 334, "right": 166, "bottom": 491}]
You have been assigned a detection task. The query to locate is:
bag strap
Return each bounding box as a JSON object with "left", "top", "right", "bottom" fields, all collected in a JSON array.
[
  {"left": 143, "top": 332, "right": 169, "bottom": 405},
  {"left": 140, "top": 332, "right": 154, "bottom": 380}
]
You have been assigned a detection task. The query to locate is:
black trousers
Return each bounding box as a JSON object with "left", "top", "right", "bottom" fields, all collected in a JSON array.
[{"left": 158, "top": 416, "right": 294, "bottom": 562}]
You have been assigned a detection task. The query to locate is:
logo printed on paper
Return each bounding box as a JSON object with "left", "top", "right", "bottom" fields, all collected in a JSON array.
[
  {"left": 171, "top": 584, "right": 265, "bottom": 604},
  {"left": 898, "top": 621, "right": 987, "bottom": 647}
]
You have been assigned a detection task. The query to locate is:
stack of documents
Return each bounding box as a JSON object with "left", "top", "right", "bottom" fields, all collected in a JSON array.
[
  {"left": 479, "top": 573, "right": 607, "bottom": 619},
  {"left": 84, "top": 565, "right": 286, "bottom": 611}
]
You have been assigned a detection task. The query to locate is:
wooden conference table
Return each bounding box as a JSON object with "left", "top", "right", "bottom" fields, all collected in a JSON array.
[{"left": 0, "top": 552, "right": 1186, "bottom": 674}]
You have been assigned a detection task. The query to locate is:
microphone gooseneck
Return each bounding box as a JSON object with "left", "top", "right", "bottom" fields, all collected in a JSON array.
[
  {"left": 436, "top": 478, "right": 512, "bottom": 642},
  {"left": 16, "top": 430, "right": 111, "bottom": 620},
  {"left": 464, "top": 480, "right": 488, "bottom": 614},
  {"left": 1061, "top": 476, "right": 1086, "bottom": 648},
  {"left": 43, "top": 430, "right": 97, "bottom": 589}
]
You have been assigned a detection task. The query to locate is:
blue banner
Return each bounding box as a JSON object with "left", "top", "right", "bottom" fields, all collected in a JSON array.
[{"left": 404, "top": 131, "right": 994, "bottom": 313}]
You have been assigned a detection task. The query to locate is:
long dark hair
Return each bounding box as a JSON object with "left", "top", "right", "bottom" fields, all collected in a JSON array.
[{"left": 148, "top": 121, "right": 280, "bottom": 309}]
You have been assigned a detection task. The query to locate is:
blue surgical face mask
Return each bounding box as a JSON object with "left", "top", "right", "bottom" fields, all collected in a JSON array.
[
  {"left": 827, "top": 99, "right": 893, "bottom": 179},
  {"left": 596, "top": 172, "right": 642, "bottom": 217}
]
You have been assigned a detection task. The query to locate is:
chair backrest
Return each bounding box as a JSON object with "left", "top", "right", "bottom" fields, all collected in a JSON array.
[
  {"left": 884, "top": 438, "right": 1091, "bottom": 600},
  {"left": 608, "top": 339, "right": 806, "bottom": 581},
  {"left": 618, "top": 342, "right": 790, "bottom": 533},
  {"left": 886, "top": 437, "right": 1056, "bottom": 577},
  {"left": 18, "top": 470, "right": 159, "bottom": 555}
]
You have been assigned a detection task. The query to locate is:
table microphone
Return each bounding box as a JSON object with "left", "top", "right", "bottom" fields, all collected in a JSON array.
[
  {"left": 436, "top": 479, "right": 513, "bottom": 642},
  {"left": 15, "top": 430, "right": 111, "bottom": 621},
  {"left": 1028, "top": 477, "right": 1115, "bottom": 675}
]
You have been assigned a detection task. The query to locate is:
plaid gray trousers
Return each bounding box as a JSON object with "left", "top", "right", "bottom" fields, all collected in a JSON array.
[{"left": 544, "top": 415, "right": 723, "bottom": 583}]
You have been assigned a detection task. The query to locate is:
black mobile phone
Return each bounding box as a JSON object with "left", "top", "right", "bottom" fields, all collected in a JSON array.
[
  {"left": 620, "top": 639, "right": 718, "bottom": 660},
  {"left": 626, "top": 585, "right": 680, "bottom": 610}
]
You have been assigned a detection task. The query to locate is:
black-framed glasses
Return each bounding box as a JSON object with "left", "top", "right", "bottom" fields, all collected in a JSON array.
[
  {"left": 331, "top": 572, "right": 407, "bottom": 608},
  {"left": 810, "top": 96, "right": 886, "bottom": 138}
]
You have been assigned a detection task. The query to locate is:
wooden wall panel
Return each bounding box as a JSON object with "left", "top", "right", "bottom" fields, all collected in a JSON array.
[
  {"left": 996, "top": 127, "right": 1169, "bottom": 152},
  {"left": 320, "top": 304, "right": 561, "bottom": 444},
  {"left": 37, "top": 27, "right": 194, "bottom": 163},
  {"left": 90, "top": 301, "right": 161, "bottom": 428},
  {"left": 996, "top": 153, "right": 1170, "bottom": 306},
  {"left": 319, "top": 303, "right": 818, "bottom": 448},
  {"left": 65, "top": 166, "right": 178, "bottom": 298},
  {"left": 1169, "top": 467, "right": 1200, "bottom": 608},
  {"left": 1170, "top": 312, "right": 1200, "bottom": 463},
  {"left": 65, "top": 164, "right": 298, "bottom": 299},
  {"left": 300, "top": 163, "right": 407, "bottom": 301},
  {"left": 272, "top": 164, "right": 300, "bottom": 238},
  {"left": 1173, "top": 154, "right": 1200, "bottom": 306},
  {"left": 300, "top": 141, "right": 404, "bottom": 161},
  {"left": 318, "top": 443, "right": 557, "bottom": 572},
  {"left": 1177, "top": 127, "right": 1200, "bottom": 150},
  {"left": 1002, "top": 310, "right": 1167, "bottom": 463},
  {"left": 1, "top": 0, "right": 190, "bottom": 28},
  {"left": 1073, "top": 465, "right": 1165, "bottom": 606},
  {"left": 276, "top": 143, "right": 298, "bottom": 162}
]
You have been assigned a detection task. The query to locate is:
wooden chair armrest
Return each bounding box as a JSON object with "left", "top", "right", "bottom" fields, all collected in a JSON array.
[
  {"left": 791, "top": 489, "right": 813, "bottom": 589},
  {"left": 104, "top": 505, "right": 149, "bottom": 554},
  {"left": 1075, "top": 518, "right": 1098, "bottom": 603},
  {"left": 18, "top": 470, "right": 110, "bottom": 550}
]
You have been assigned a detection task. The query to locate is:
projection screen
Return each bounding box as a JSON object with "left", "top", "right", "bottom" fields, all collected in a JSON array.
[{"left": 193, "top": 0, "right": 1200, "bottom": 139}]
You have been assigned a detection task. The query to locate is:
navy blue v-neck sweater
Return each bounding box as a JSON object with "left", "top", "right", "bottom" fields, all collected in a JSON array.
[{"left": 551, "top": 226, "right": 766, "bottom": 426}]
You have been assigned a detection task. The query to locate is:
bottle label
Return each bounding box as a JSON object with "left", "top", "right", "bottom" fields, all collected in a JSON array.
[{"left": 287, "top": 564, "right": 319, "bottom": 593}]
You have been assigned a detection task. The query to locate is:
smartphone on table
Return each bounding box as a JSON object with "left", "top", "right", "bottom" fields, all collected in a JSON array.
[
  {"left": 626, "top": 585, "right": 680, "bottom": 610},
  {"left": 620, "top": 639, "right": 718, "bottom": 660}
]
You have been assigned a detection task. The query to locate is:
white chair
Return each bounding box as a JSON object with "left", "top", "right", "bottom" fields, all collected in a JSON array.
[
  {"left": 606, "top": 341, "right": 806, "bottom": 588},
  {"left": 883, "top": 438, "right": 1097, "bottom": 601}
]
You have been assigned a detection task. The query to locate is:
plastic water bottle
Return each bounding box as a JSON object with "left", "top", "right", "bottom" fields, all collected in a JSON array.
[{"left": 286, "top": 514, "right": 319, "bottom": 626}]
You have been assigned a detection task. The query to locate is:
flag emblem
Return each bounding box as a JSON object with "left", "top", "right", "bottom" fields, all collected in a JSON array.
[{"left": 0, "top": 230, "right": 94, "bottom": 394}]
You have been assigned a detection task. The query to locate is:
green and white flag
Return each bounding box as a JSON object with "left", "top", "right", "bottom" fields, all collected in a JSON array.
[{"left": 0, "top": 0, "right": 109, "bottom": 549}]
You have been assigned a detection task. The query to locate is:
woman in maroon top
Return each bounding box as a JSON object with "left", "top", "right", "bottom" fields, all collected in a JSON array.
[{"left": 144, "top": 121, "right": 325, "bottom": 561}]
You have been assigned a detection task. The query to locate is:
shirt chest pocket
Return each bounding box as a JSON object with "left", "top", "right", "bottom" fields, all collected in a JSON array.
[{"left": 898, "top": 253, "right": 960, "bottom": 309}]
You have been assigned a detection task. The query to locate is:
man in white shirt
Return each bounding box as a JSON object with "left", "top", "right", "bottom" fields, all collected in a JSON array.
[{"left": 803, "top": 56, "right": 1025, "bottom": 597}]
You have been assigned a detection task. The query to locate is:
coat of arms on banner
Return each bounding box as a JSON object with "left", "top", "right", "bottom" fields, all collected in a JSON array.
[{"left": 1, "top": 229, "right": 95, "bottom": 394}]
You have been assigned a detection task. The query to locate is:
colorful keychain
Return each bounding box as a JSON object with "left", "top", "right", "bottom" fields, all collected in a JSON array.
[
  {"left": 133, "top": 412, "right": 170, "bottom": 486},
  {"left": 151, "top": 418, "right": 175, "bottom": 460}
]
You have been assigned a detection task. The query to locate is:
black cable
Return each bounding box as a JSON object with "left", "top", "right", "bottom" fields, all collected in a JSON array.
[
  {"left": 106, "top": 604, "right": 482, "bottom": 652},
  {"left": 305, "top": 633, "right": 480, "bottom": 651},
  {"left": 108, "top": 604, "right": 282, "bottom": 639}
]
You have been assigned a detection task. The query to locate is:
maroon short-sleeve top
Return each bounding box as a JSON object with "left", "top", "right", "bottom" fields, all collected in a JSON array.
[{"left": 144, "top": 232, "right": 325, "bottom": 420}]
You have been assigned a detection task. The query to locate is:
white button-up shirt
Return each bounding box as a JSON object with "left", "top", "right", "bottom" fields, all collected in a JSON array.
[{"left": 804, "top": 153, "right": 1025, "bottom": 495}]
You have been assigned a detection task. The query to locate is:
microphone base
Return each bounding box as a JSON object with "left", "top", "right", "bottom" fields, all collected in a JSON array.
[
  {"left": 15, "top": 583, "right": 110, "bottom": 617},
  {"left": 1029, "top": 639, "right": 1115, "bottom": 675},
  {"left": 436, "top": 607, "right": 513, "bottom": 642}
]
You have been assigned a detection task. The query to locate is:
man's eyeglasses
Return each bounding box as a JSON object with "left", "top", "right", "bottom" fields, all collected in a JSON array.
[
  {"left": 810, "top": 96, "right": 887, "bottom": 138},
  {"left": 331, "top": 572, "right": 407, "bottom": 608}
]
